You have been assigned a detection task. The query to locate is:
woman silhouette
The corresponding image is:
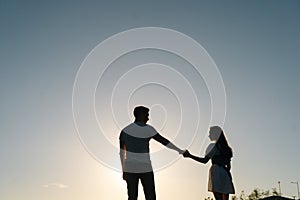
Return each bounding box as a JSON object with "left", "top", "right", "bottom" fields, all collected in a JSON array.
[{"left": 184, "top": 126, "right": 235, "bottom": 200}]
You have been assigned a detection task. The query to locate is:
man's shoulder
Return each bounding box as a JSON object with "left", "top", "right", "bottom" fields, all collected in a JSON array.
[{"left": 121, "top": 123, "right": 158, "bottom": 138}]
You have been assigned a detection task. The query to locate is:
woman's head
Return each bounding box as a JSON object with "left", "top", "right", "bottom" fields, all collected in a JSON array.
[{"left": 209, "top": 126, "right": 223, "bottom": 141}]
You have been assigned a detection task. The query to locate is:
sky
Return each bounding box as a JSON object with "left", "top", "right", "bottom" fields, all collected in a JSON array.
[{"left": 1, "top": 1, "right": 300, "bottom": 200}]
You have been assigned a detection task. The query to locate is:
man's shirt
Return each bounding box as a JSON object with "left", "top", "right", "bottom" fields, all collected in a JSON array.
[{"left": 119, "top": 122, "right": 158, "bottom": 173}]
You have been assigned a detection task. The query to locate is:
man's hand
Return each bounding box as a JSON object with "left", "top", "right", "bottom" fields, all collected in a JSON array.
[
  {"left": 178, "top": 149, "right": 185, "bottom": 154},
  {"left": 122, "top": 172, "right": 127, "bottom": 180}
]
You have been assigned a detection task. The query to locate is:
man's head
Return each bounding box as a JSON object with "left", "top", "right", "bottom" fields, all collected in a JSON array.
[{"left": 133, "top": 106, "right": 149, "bottom": 124}]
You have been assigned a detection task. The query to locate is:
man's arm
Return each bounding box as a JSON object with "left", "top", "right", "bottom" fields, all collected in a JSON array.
[
  {"left": 119, "top": 139, "right": 126, "bottom": 171},
  {"left": 119, "top": 137, "right": 129, "bottom": 180},
  {"left": 153, "top": 133, "right": 184, "bottom": 154}
]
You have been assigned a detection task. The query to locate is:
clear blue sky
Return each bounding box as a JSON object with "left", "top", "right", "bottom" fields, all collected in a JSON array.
[{"left": 1, "top": 1, "right": 299, "bottom": 200}]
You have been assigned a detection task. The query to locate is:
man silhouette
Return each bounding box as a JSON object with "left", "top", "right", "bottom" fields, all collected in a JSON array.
[{"left": 119, "top": 106, "right": 184, "bottom": 200}]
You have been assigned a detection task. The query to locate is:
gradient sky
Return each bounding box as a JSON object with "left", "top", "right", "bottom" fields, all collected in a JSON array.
[{"left": 1, "top": 1, "right": 300, "bottom": 200}]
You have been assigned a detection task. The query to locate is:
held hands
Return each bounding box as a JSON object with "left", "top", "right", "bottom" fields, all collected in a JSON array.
[
  {"left": 177, "top": 149, "right": 191, "bottom": 157},
  {"left": 183, "top": 149, "right": 191, "bottom": 158}
]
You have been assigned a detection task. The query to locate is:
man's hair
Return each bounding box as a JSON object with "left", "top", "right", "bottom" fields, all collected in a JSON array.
[{"left": 133, "top": 106, "right": 149, "bottom": 118}]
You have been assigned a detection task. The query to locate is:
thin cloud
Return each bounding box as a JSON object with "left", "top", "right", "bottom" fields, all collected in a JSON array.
[{"left": 42, "top": 182, "right": 69, "bottom": 189}]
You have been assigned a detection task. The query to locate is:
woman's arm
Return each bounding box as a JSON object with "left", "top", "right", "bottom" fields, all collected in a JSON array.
[{"left": 183, "top": 150, "right": 210, "bottom": 164}]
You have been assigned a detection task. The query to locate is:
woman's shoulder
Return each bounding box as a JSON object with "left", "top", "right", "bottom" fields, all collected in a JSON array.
[{"left": 205, "top": 143, "right": 219, "bottom": 157}]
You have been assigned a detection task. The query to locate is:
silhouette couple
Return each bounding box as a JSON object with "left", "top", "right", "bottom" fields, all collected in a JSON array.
[{"left": 119, "top": 106, "right": 235, "bottom": 200}]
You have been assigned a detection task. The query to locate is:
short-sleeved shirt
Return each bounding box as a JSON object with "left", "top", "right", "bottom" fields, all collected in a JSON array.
[{"left": 119, "top": 122, "right": 158, "bottom": 173}]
